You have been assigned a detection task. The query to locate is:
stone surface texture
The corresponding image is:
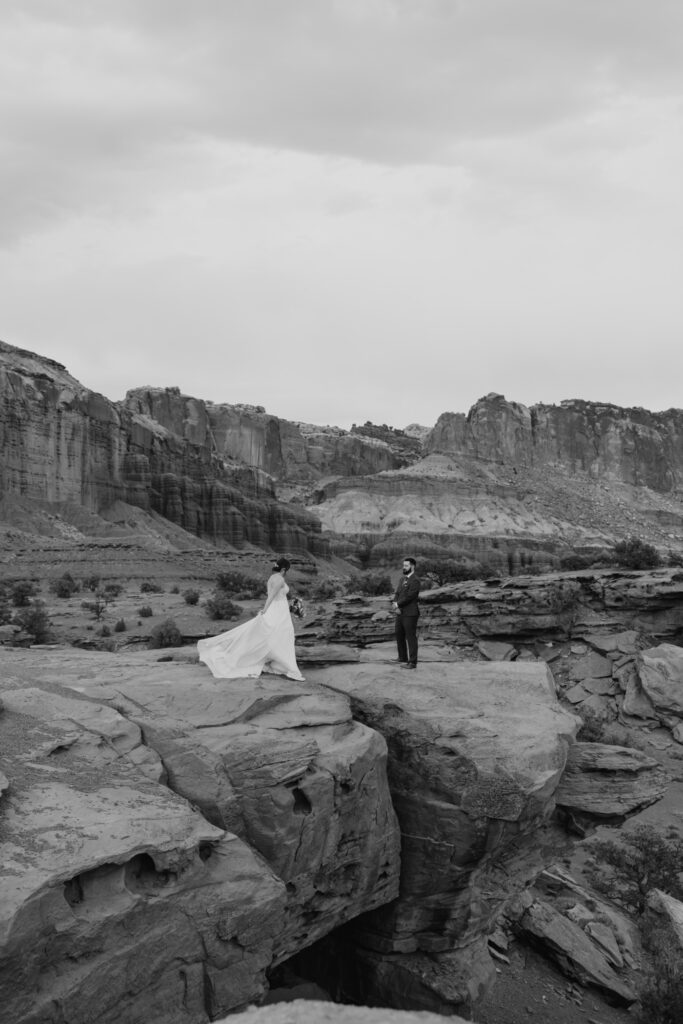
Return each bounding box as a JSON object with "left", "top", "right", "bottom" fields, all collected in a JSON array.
[
  {"left": 0, "top": 648, "right": 399, "bottom": 1024},
  {"left": 227, "top": 1001, "right": 468, "bottom": 1024},
  {"left": 312, "top": 392, "right": 683, "bottom": 566},
  {"left": 555, "top": 742, "right": 669, "bottom": 817},
  {"left": 0, "top": 341, "right": 328, "bottom": 554},
  {"left": 4, "top": 342, "right": 683, "bottom": 570},
  {"left": 294, "top": 660, "right": 578, "bottom": 1013},
  {"left": 507, "top": 866, "right": 640, "bottom": 1004}
]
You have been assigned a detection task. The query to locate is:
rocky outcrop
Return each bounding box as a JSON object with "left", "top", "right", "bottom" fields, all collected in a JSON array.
[
  {"left": 298, "top": 569, "right": 683, "bottom": 653},
  {"left": 554, "top": 742, "right": 669, "bottom": 818},
  {"left": 0, "top": 341, "right": 327, "bottom": 554},
  {"left": 123, "top": 388, "right": 417, "bottom": 484},
  {"left": 0, "top": 648, "right": 400, "bottom": 1024},
  {"left": 311, "top": 393, "right": 683, "bottom": 567},
  {"left": 510, "top": 867, "right": 639, "bottom": 1004},
  {"left": 647, "top": 889, "right": 683, "bottom": 949},
  {"left": 427, "top": 393, "right": 683, "bottom": 493},
  {"left": 292, "top": 660, "right": 578, "bottom": 1015}
]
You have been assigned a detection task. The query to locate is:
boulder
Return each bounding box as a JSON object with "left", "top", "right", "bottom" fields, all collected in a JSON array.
[
  {"left": 0, "top": 647, "right": 401, "bottom": 1022},
  {"left": 517, "top": 899, "right": 636, "bottom": 1003},
  {"left": 647, "top": 889, "right": 683, "bottom": 948},
  {"left": 477, "top": 641, "right": 517, "bottom": 661},
  {"left": 555, "top": 742, "right": 669, "bottom": 817},
  {"left": 638, "top": 643, "right": 683, "bottom": 718},
  {"left": 0, "top": 691, "right": 285, "bottom": 1023}
]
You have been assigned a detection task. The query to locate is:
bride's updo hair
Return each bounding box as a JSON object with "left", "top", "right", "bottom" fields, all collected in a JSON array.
[{"left": 272, "top": 557, "right": 291, "bottom": 573}]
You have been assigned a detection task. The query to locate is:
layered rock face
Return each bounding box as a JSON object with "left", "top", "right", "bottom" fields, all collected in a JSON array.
[
  {"left": 312, "top": 393, "right": 683, "bottom": 566},
  {"left": 0, "top": 648, "right": 400, "bottom": 1024},
  {"left": 306, "top": 568, "right": 683, "bottom": 651},
  {"left": 428, "top": 394, "right": 683, "bottom": 491},
  {"left": 123, "top": 388, "right": 416, "bottom": 484},
  {"left": 0, "top": 341, "right": 327, "bottom": 554},
  {"left": 291, "top": 661, "right": 578, "bottom": 1014}
]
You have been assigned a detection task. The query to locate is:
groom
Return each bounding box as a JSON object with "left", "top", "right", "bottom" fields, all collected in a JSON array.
[{"left": 392, "top": 557, "right": 420, "bottom": 669}]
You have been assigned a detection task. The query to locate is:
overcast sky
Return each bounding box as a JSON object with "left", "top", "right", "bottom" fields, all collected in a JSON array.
[{"left": 2, "top": 1, "right": 682, "bottom": 429}]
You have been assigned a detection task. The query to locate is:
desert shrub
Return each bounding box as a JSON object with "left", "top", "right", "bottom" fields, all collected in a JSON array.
[
  {"left": 12, "top": 581, "right": 38, "bottom": 607},
  {"left": 138, "top": 605, "right": 153, "bottom": 618},
  {"left": 103, "top": 583, "right": 123, "bottom": 599},
  {"left": 114, "top": 618, "right": 126, "bottom": 632},
  {"left": 170, "top": 585, "right": 180, "bottom": 594},
  {"left": 204, "top": 592, "right": 243, "bottom": 621},
  {"left": 13, "top": 601, "right": 52, "bottom": 643},
  {"left": 215, "top": 571, "right": 266, "bottom": 599},
  {"left": 183, "top": 588, "right": 200, "bottom": 605},
  {"left": 637, "top": 920, "right": 683, "bottom": 1024},
  {"left": 82, "top": 574, "right": 101, "bottom": 591},
  {"left": 346, "top": 572, "right": 392, "bottom": 596},
  {"left": 310, "top": 579, "right": 339, "bottom": 600},
  {"left": 81, "top": 592, "right": 108, "bottom": 621},
  {"left": 420, "top": 558, "right": 490, "bottom": 586},
  {"left": 588, "top": 825, "right": 683, "bottom": 915},
  {"left": 140, "top": 581, "right": 163, "bottom": 594},
  {"left": 667, "top": 550, "right": 683, "bottom": 568},
  {"left": 560, "top": 553, "right": 595, "bottom": 570},
  {"left": 149, "top": 618, "right": 183, "bottom": 649},
  {"left": 98, "top": 625, "right": 111, "bottom": 638},
  {"left": 50, "top": 572, "right": 80, "bottom": 598},
  {"left": 576, "top": 705, "right": 605, "bottom": 742},
  {"left": 99, "top": 638, "right": 116, "bottom": 652},
  {"left": 0, "top": 600, "right": 12, "bottom": 625},
  {"left": 612, "top": 536, "right": 661, "bottom": 570}
]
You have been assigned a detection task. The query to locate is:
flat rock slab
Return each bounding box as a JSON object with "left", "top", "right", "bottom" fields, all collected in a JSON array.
[
  {"left": 581, "top": 631, "right": 640, "bottom": 655},
  {"left": 360, "top": 642, "right": 457, "bottom": 664},
  {"left": 519, "top": 899, "right": 636, "bottom": 1004},
  {"left": 569, "top": 652, "right": 614, "bottom": 681},
  {"left": 229, "top": 1001, "right": 469, "bottom": 1024},
  {"left": 297, "top": 644, "right": 361, "bottom": 664}
]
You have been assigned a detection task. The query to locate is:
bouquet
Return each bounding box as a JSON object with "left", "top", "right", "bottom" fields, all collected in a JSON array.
[{"left": 289, "top": 597, "right": 305, "bottom": 619}]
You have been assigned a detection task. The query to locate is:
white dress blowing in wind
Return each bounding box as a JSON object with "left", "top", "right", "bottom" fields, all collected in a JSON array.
[{"left": 197, "top": 573, "right": 304, "bottom": 681}]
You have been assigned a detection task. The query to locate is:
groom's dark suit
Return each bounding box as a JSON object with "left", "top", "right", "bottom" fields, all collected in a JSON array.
[{"left": 394, "top": 571, "right": 420, "bottom": 666}]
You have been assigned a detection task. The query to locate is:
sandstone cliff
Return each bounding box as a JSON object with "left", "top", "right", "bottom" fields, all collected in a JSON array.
[
  {"left": 428, "top": 393, "right": 683, "bottom": 492},
  {"left": 4, "top": 340, "right": 683, "bottom": 572},
  {"left": 122, "top": 388, "right": 417, "bottom": 485},
  {"left": 0, "top": 341, "right": 327, "bottom": 555},
  {"left": 312, "top": 393, "right": 683, "bottom": 568}
]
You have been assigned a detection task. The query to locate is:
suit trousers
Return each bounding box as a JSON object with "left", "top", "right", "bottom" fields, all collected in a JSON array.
[{"left": 395, "top": 613, "right": 419, "bottom": 665}]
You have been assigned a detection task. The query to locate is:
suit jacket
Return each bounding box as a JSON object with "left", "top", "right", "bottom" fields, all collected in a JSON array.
[{"left": 394, "top": 573, "right": 420, "bottom": 617}]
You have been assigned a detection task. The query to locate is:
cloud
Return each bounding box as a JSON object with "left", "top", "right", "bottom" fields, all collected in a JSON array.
[
  {"left": 2, "top": 1, "right": 683, "bottom": 428},
  {"left": 2, "top": 0, "right": 683, "bottom": 241}
]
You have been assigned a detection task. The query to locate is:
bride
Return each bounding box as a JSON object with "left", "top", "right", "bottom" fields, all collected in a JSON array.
[{"left": 197, "top": 557, "right": 305, "bottom": 681}]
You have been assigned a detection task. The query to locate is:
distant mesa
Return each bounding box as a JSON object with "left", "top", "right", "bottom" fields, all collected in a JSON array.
[{"left": 1, "top": 339, "right": 683, "bottom": 569}]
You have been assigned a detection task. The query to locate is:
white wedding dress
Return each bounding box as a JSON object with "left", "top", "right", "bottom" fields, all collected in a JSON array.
[{"left": 197, "top": 574, "right": 304, "bottom": 681}]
